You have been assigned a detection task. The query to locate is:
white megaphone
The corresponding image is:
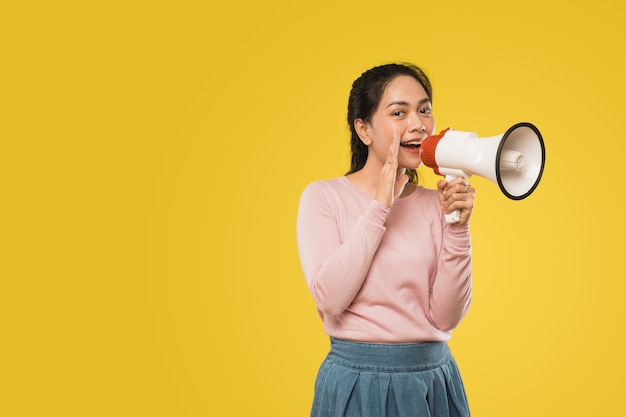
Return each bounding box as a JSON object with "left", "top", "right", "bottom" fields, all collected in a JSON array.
[{"left": 420, "top": 122, "right": 546, "bottom": 223}]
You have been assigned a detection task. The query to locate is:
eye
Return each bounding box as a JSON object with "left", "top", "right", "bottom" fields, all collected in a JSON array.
[
  {"left": 392, "top": 110, "right": 405, "bottom": 117},
  {"left": 419, "top": 107, "right": 432, "bottom": 116}
]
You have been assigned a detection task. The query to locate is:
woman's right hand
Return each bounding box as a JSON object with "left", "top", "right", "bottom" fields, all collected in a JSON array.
[{"left": 375, "top": 130, "right": 409, "bottom": 208}]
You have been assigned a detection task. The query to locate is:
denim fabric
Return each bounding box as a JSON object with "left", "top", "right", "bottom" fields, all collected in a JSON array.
[{"left": 310, "top": 338, "right": 470, "bottom": 417}]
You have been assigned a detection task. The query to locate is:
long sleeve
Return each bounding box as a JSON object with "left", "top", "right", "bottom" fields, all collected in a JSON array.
[
  {"left": 428, "top": 224, "right": 472, "bottom": 332},
  {"left": 296, "top": 181, "right": 390, "bottom": 317},
  {"left": 296, "top": 177, "right": 472, "bottom": 343}
]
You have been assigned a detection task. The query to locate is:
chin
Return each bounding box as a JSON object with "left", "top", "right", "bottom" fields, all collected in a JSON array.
[{"left": 400, "top": 158, "right": 422, "bottom": 170}]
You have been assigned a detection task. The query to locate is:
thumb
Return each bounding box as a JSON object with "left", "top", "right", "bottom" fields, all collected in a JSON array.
[{"left": 395, "top": 170, "right": 409, "bottom": 197}]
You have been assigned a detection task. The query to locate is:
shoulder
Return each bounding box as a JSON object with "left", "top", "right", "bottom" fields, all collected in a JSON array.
[
  {"left": 300, "top": 177, "right": 348, "bottom": 200},
  {"left": 298, "top": 177, "right": 353, "bottom": 222}
]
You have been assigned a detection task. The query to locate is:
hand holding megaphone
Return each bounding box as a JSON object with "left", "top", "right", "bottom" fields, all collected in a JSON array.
[{"left": 420, "top": 122, "right": 546, "bottom": 223}]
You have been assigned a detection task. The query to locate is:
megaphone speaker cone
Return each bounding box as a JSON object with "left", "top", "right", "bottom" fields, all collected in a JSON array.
[{"left": 496, "top": 122, "right": 546, "bottom": 200}]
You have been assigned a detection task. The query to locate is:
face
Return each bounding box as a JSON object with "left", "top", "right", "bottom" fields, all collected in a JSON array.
[{"left": 357, "top": 75, "right": 436, "bottom": 170}]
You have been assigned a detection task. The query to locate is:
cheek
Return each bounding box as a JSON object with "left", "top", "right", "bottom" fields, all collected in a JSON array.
[{"left": 427, "top": 120, "right": 437, "bottom": 135}]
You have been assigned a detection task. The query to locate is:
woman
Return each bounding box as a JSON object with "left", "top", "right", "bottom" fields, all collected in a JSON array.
[{"left": 296, "top": 63, "right": 475, "bottom": 417}]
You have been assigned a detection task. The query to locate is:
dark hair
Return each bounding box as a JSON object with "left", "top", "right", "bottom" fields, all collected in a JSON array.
[{"left": 346, "top": 63, "right": 433, "bottom": 184}]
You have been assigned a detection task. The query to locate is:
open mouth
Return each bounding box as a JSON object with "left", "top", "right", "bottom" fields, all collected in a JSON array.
[{"left": 400, "top": 141, "right": 421, "bottom": 149}]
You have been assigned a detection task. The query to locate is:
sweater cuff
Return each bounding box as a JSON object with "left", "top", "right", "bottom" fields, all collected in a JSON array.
[{"left": 445, "top": 223, "right": 471, "bottom": 247}]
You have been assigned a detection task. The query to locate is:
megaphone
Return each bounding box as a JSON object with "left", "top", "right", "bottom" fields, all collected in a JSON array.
[{"left": 420, "top": 122, "right": 546, "bottom": 223}]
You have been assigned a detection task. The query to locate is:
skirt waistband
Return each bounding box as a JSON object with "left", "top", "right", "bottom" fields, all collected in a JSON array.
[{"left": 328, "top": 337, "right": 451, "bottom": 373}]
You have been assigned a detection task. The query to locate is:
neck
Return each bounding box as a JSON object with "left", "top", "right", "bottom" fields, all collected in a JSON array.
[{"left": 346, "top": 163, "right": 415, "bottom": 199}]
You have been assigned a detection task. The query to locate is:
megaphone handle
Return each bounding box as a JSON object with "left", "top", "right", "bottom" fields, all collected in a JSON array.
[{"left": 444, "top": 175, "right": 461, "bottom": 224}]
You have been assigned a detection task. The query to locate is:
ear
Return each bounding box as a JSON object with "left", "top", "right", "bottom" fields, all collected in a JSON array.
[{"left": 354, "top": 118, "right": 371, "bottom": 145}]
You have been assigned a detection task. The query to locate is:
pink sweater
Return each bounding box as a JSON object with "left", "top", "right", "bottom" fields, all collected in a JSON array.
[{"left": 296, "top": 176, "right": 472, "bottom": 343}]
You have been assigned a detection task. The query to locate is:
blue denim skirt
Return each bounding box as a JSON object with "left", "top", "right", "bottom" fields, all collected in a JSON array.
[{"left": 310, "top": 338, "right": 470, "bottom": 417}]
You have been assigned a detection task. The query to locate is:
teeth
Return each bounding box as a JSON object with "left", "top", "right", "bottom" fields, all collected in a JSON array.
[{"left": 402, "top": 141, "right": 421, "bottom": 146}]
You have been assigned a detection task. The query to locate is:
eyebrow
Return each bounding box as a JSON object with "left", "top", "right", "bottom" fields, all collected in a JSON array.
[{"left": 386, "top": 98, "right": 431, "bottom": 108}]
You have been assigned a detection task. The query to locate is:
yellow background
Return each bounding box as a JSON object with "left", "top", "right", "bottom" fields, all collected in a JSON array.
[{"left": 2, "top": 0, "right": 625, "bottom": 415}]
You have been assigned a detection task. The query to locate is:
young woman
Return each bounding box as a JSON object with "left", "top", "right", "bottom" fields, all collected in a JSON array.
[{"left": 296, "top": 63, "right": 475, "bottom": 417}]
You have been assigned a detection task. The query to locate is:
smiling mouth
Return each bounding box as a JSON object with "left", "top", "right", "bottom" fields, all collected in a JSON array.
[{"left": 400, "top": 141, "right": 421, "bottom": 149}]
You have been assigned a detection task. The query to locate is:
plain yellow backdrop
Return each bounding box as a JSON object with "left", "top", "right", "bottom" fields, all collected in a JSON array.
[{"left": 2, "top": 0, "right": 625, "bottom": 416}]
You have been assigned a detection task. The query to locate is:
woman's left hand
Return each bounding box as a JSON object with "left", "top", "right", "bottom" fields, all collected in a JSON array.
[{"left": 437, "top": 177, "right": 475, "bottom": 226}]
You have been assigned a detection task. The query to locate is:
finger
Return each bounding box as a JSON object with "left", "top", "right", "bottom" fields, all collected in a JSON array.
[
  {"left": 387, "top": 143, "right": 396, "bottom": 165},
  {"left": 393, "top": 128, "right": 401, "bottom": 158},
  {"left": 444, "top": 178, "right": 470, "bottom": 196},
  {"left": 449, "top": 187, "right": 475, "bottom": 209},
  {"left": 397, "top": 172, "right": 409, "bottom": 187},
  {"left": 436, "top": 180, "right": 448, "bottom": 206},
  {"left": 387, "top": 131, "right": 400, "bottom": 165},
  {"left": 440, "top": 184, "right": 470, "bottom": 210},
  {"left": 449, "top": 182, "right": 468, "bottom": 196},
  {"left": 456, "top": 181, "right": 472, "bottom": 195},
  {"left": 444, "top": 197, "right": 468, "bottom": 214}
]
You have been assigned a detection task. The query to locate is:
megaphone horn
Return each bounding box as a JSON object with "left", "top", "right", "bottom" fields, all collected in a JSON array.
[{"left": 420, "top": 122, "right": 546, "bottom": 223}]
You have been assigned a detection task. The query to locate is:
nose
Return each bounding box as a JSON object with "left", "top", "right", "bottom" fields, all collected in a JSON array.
[{"left": 408, "top": 113, "right": 426, "bottom": 133}]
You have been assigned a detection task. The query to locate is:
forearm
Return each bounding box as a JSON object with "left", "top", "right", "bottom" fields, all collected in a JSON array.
[
  {"left": 428, "top": 224, "right": 473, "bottom": 331},
  {"left": 297, "top": 193, "right": 389, "bottom": 317},
  {"left": 307, "top": 215, "right": 386, "bottom": 316}
]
